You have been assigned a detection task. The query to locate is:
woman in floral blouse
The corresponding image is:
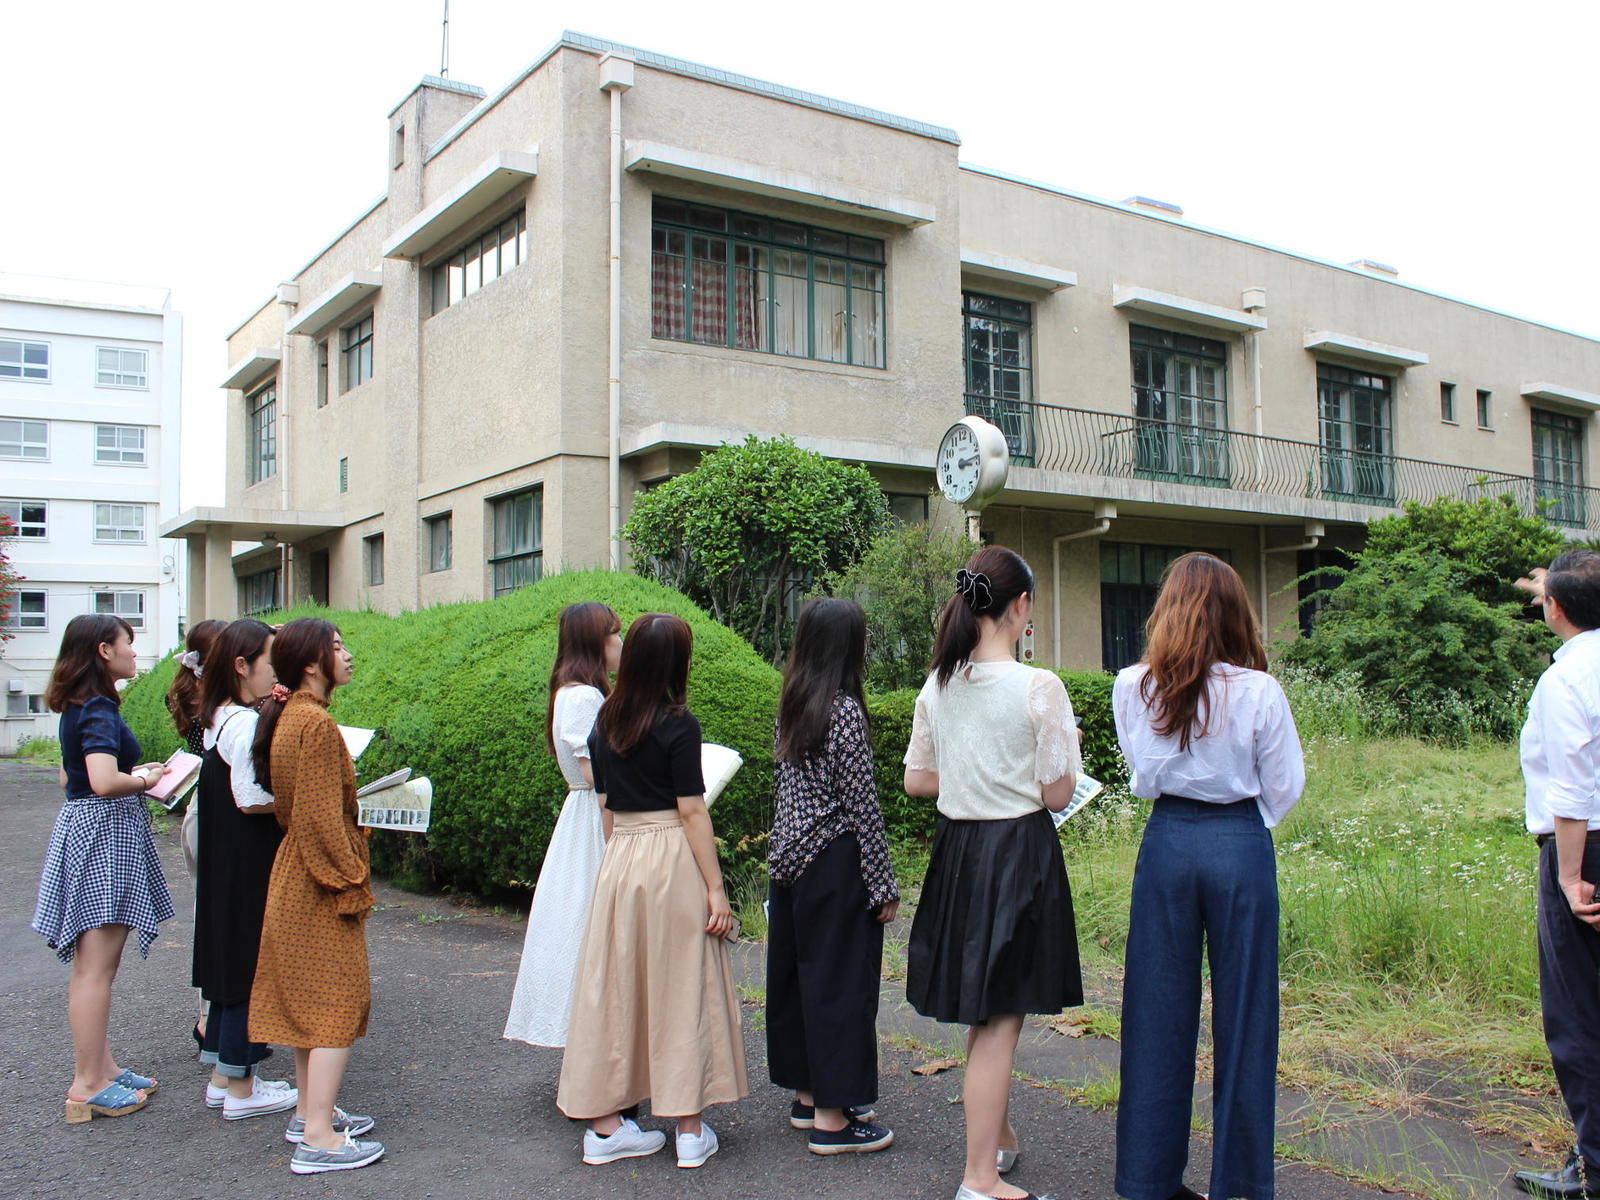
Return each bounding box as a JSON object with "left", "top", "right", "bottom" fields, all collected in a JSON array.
[{"left": 766, "top": 597, "right": 898, "bottom": 1157}]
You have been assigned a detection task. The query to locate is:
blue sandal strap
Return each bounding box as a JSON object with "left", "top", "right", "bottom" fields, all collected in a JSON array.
[
  {"left": 112, "top": 1069, "right": 155, "bottom": 1091},
  {"left": 85, "top": 1082, "right": 144, "bottom": 1109}
]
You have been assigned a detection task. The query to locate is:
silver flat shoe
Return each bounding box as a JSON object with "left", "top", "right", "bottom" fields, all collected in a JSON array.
[
  {"left": 954, "top": 1187, "right": 1056, "bottom": 1200},
  {"left": 997, "top": 1147, "right": 1020, "bottom": 1174}
]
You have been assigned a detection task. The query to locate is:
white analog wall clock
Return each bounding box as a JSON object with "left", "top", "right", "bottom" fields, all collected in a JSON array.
[{"left": 937, "top": 415, "right": 1009, "bottom": 510}]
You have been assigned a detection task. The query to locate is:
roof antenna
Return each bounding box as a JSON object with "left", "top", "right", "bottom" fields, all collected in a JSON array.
[{"left": 439, "top": 0, "right": 450, "bottom": 78}]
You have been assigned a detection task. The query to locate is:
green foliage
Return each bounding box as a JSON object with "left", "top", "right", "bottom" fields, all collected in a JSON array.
[
  {"left": 0, "top": 512, "right": 21, "bottom": 652},
  {"left": 1286, "top": 497, "right": 1560, "bottom": 739},
  {"left": 121, "top": 572, "right": 782, "bottom": 899},
  {"left": 622, "top": 435, "right": 891, "bottom": 663},
  {"left": 14, "top": 734, "right": 61, "bottom": 763},
  {"left": 817, "top": 518, "right": 974, "bottom": 691}
]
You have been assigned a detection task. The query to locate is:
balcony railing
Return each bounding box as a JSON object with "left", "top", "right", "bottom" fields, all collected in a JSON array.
[{"left": 963, "top": 396, "right": 1600, "bottom": 529}]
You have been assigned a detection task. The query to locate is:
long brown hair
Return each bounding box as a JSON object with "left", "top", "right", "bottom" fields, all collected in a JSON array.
[
  {"left": 198, "top": 619, "right": 274, "bottom": 732},
  {"left": 251, "top": 618, "right": 340, "bottom": 792},
  {"left": 166, "top": 618, "right": 226, "bottom": 734},
  {"left": 929, "top": 545, "right": 1035, "bottom": 688},
  {"left": 1138, "top": 552, "right": 1267, "bottom": 751},
  {"left": 778, "top": 597, "right": 867, "bottom": 764},
  {"left": 546, "top": 602, "right": 620, "bottom": 756},
  {"left": 45, "top": 613, "right": 135, "bottom": 711},
  {"left": 596, "top": 613, "right": 692, "bottom": 757}
]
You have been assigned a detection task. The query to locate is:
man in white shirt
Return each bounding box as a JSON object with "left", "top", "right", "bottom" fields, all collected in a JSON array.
[{"left": 1515, "top": 549, "right": 1600, "bottom": 1200}]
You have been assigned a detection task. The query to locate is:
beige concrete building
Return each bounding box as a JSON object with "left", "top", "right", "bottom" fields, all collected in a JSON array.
[{"left": 164, "top": 31, "right": 1600, "bottom": 671}]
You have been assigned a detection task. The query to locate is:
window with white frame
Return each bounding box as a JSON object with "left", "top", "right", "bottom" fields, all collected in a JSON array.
[
  {"left": 0, "top": 339, "right": 49, "bottom": 382},
  {"left": 2, "top": 589, "right": 46, "bottom": 630},
  {"left": 96, "top": 347, "right": 149, "bottom": 389},
  {"left": 5, "top": 690, "right": 46, "bottom": 716},
  {"left": 0, "top": 499, "right": 46, "bottom": 539},
  {"left": 93, "top": 590, "right": 145, "bottom": 630},
  {"left": 0, "top": 418, "right": 48, "bottom": 460},
  {"left": 94, "top": 424, "right": 147, "bottom": 466},
  {"left": 94, "top": 502, "right": 146, "bottom": 543}
]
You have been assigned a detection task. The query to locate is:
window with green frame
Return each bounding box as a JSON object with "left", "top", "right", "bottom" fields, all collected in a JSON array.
[
  {"left": 1317, "top": 363, "right": 1393, "bottom": 503},
  {"left": 963, "top": 293, "right": 1035, "bottom": 462},
  {"left": 650, "top": 197, "right": 886, "bottom": 368},
  {"left": 1129, "top": 324, "right": 1229, "bottom": 485},
  {"left": 490, "top": 488, "right": 542, "bottom": 597},
  {"left": 1532, "top": 408, "right": 1587, "bottom": 527}
]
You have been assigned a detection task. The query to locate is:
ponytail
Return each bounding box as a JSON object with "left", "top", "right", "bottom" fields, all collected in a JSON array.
[{"left": 928, "top": 545, "right": 1036, "bottom": 688}]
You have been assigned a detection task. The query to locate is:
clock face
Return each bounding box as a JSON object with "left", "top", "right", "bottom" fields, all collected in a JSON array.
[{"left": 938, "top": 421, "right": 981, "bottom": 505}]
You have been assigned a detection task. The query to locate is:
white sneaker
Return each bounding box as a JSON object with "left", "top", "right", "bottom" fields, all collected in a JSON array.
[
  {"left": 223, "top": 1077, "right": 301, "bottom": 1120},
  {"left": 676, "top": 1120, "right": 719, "bottom": 1168},
  {"left": 207, "top": 1076, "right": 292, "bottom": 1109},
  {"left": 582, "top": 1117, "right": 667, "bottom": 1165}
]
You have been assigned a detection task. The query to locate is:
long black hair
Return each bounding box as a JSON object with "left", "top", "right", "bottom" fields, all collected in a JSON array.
[
  {"left": 929, "top": 545, "right": 1035, "bottom": 688},
  {"left": 777, "top": 597, "right": 868, "bottom": 765}
]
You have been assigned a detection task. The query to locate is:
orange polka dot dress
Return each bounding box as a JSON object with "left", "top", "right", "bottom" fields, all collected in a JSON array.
[{"left": 248, "top": 691, "right": 374, "bottom": 1049}]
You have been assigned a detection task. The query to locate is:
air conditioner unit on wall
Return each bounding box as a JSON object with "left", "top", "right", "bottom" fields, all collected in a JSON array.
[{"left": 6, "top": 680, "right": 25, "bottom": 693}]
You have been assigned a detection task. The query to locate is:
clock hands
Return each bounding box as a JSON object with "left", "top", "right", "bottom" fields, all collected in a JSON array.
[{"left": 957, "top": 454, "right": 980, "bottom": 470}]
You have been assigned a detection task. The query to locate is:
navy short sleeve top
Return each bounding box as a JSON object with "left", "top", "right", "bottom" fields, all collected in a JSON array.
[
  {"left": 588, "top": 708, "right": 705, "bottom": 812},
  {"left": 60, "top": 696, "right": 141, "bottom": 798}
]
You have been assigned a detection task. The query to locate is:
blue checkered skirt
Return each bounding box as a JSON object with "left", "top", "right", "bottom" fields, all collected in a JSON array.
[{"left": 32, "top": 794, "right": 175, "bottom": 963}]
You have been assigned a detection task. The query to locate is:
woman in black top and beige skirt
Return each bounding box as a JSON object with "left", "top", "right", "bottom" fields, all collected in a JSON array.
[
  {"left": 904, "top": 547, "right": 1083, "bottom": 1200},
  {"left": 556, "top": 613, "right": 748, "bottom": 1169}
]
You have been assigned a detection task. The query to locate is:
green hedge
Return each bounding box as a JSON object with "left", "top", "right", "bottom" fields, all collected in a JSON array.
[{"left": 120, "top": 575, "right": 1124, "bottom": 896}]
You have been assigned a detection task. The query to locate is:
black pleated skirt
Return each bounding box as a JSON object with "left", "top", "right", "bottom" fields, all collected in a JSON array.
[{"left": 907, "top": 808, "right": 1082, "bottom": 1025}]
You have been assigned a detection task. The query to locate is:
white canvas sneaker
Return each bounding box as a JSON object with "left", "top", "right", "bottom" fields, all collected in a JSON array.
[
  {"left": 223, "top": 1077, "right": 301, "bottom": 1120},
  {"left": 676, "top": 1120, "right": 719, "bottom": 1168},
  {"left": 207, "top": 1076, "right": 293, "bottom": 1110},
  {"left": 582, "top": 1117, "right": 667, "bottom": 1166}
]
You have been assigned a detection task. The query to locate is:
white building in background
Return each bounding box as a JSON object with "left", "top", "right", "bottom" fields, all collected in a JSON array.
[{"left": 0, "top": 274, "right": 183, "bottom": 753}]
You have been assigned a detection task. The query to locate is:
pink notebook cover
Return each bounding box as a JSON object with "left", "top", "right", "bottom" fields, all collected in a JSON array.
[{"left": 145, "top": 750, "right": 202, "bottom": 807}]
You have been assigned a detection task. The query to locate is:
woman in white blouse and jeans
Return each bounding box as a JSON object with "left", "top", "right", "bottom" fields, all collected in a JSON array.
[
  {"left": 904, "top": 546, "right": 1082, "bottom": 1200},
  {"left": 1112, "top": 553, "right": 1305, "bottom": 1200}
]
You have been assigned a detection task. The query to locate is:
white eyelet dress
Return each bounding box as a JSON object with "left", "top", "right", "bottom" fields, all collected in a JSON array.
[{"left": 503, "top": 684, "right": 607, "bottom": 1047}]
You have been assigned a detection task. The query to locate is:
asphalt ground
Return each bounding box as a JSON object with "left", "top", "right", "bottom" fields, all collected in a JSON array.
[{"left": 0, "top": 759, "right": 1456, "bottom": 1199}]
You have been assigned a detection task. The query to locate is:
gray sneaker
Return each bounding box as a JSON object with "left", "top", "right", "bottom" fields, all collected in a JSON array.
[
  {"left": 284, "top": 1106, "right": 377, "bottom": 1144},
  {"left": 289, "top": 1134, "right": 385, "bottom": 1174}
]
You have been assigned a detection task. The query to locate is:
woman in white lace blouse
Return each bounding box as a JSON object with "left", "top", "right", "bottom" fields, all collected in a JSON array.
[
  {"left": 504, "top": 603, "right": 622, "bottom": 1048},
  {"left": 903, "top": 546, "right": 1083, "bottom": 1200}
]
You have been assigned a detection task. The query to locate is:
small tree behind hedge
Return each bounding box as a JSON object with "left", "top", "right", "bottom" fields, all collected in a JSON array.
[
  {"left": 622, "top": 435, "right": 891, "bottom": 663},
  {"left": 819, "top": 518, "right": 973, "bottom": 690},
  {"left": 0, "top": 513, "right": 21, "bottom": 653},
  {"left": 1284, "top": 496, "right": 1563, "bottom": 739}
]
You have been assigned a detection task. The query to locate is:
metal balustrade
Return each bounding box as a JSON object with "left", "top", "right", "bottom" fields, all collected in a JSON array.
[{"left": 963, "top": 396, "right": 1600, "bottom": 529}]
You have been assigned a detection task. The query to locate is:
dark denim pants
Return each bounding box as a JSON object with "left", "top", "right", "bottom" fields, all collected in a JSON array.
[
  {"left": 1115, "top": 796, "right": 1280, "bottom": 1200},
  {"left": 199, "top": 999, "right": 271, "bottom": 1079},
  {"left": 1537, "top": 837, "right": 1600, "bottom": 1173}
]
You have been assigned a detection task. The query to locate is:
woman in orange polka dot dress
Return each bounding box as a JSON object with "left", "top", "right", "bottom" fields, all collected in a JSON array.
[{"left": 248, "top": 619, "right": 384, "bottom": 1175}]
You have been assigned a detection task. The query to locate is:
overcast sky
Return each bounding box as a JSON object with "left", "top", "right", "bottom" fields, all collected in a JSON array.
[{"left": 5, "top": 0, "right": 1597, "bottom": 510}]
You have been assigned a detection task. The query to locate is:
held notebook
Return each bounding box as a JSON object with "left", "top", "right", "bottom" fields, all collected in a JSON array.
[{"left": 145, "top": 750, "right": 203, "bottom": 811}]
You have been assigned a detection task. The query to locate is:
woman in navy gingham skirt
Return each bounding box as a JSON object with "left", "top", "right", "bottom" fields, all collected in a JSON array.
[{"left": 32, "top": 613, "right": 176, "bottom": 1123}]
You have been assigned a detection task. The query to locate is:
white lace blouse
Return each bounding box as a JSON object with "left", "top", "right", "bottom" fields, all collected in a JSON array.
[
  {"left": 553, "top": 684, "right": 604, "bottom": 792},
  {"left": 903, "top": 661, "right": 1081, "bottom": 821},
  {"left": 203, "top": 704, "right": 274, "bottom": 810}
]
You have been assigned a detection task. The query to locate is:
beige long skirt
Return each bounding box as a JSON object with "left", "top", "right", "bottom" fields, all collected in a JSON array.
[{"left": 556, "top": 811, "right": 748, "bottom": 1119}]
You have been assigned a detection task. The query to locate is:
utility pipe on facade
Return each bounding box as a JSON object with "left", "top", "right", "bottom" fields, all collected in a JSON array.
[
  {"left": 1260, "top": 521, "right": 1323, "bottom": 641},
  {"left": 1052, "top": 501, "right": 1116, "bottom": 667},
  {"left": 276, "top": 283, "right": 299, "bottom": 606},
  {"left": 1243, "top": 287, "right": 1267, "bottom": 481},
  {"left": 600, "top": 55, "right": 634, "bottom": 571}
]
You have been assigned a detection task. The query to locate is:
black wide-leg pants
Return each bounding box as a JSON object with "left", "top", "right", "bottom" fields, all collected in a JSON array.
[
  {"left": 766, "top": 832, "right": 883, "bottom": 1109},
  {"left": 1538, "top": 837, "right": 1600, "bottom": 1173}
]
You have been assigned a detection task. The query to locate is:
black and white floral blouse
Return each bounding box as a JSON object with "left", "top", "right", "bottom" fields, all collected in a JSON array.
[{"left": 770, "top": 694, "right": 899, "bottom": 908}]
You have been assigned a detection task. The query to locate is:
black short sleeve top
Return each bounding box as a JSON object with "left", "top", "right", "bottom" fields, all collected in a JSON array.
[
  {"left": 61, "top": 696, "right": 140, "bottom": 798},
  {"left": 588, "top": 708, "right": 705, "bottom": 812}
]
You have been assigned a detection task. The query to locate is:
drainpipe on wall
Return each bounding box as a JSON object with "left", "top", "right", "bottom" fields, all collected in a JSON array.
[
  {"left": 276, "top": 283, "right": 300, "bottom": 604},
  {"left": 1261, "top": 520, "right": 1324, "bottom": 641},
  {"left": 1242, "top": 287, "right": 1267, "bottom": 481},
  {"left": 1052, "top": 501, "right": 1116, "bottom": 667},
  {"left": 599, "top": 55, "right": 635, "bottom": 571}
]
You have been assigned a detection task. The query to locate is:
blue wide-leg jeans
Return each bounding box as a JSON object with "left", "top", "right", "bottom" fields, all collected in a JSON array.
[{"left": 1115, "top": 796, "right": 1280, "bottom": 1200}]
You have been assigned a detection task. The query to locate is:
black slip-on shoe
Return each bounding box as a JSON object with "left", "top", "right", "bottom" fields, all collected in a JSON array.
[{"left": 808, "top": 1119, "right": 894, "bottom": 1155}]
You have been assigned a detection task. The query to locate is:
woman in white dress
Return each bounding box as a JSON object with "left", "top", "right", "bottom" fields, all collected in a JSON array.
[{"left": 504, "top": 603, "right": 623, "bottom": 1047}]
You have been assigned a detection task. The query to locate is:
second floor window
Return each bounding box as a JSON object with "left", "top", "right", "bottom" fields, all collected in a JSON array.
[
  {"left": 96, "top": 347, "right": 149, "bottom": 389},
  {"left": 0, "top": 418, "right": 48, "bottom": 460},
  {"left": 94, "top": 502, "right": 146, "bottom": 543},
  {"left": 249, "top": 384, "right": 277, "bottom": 484},
  {"left": 1129, "top": 324, "right": 1229, "bottom": 485},
  {"left": 0, "top": 499, "right": 46, "bottom": 538},
  {"left": 95, "top": 424, "right": 146, "bottom": 466},
  {"left": 0, "top": 338, "right": 49, "bottom": 382},
  {"left": 2, "top": 589, "right": 47, "bottom": 630},
  {"left": 490, "top": 488, "right": 541, "bottom": 597},
  {"left": 93, "top": 589, "right": 145, "bottom": 630},
  {"left": 651, "top": 197, "right": 886, "bottom": 368},
  {"left": 1318, "top": 363, "right": 1394, "bottom": 503},
  {"left": 1532, "top": 408, "right": 1586, "bottom": 527},
  {"left": 431, "top": 211, "right": 527, "bottom": 313},
  {"left": 963, "top": 293, "right": 1034, "bottom": 462},
  {"left": 341, "top": 315, "right": 374, "bottom": 392}
]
